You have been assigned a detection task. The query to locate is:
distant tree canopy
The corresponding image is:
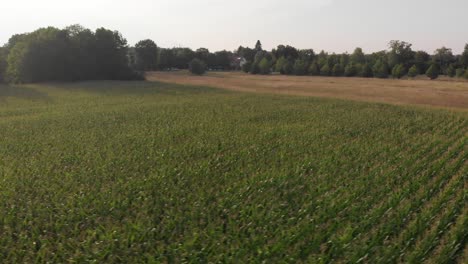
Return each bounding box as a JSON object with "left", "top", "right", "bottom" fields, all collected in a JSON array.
[
  {"left": 156, "top": 47, "right": 234, "bottom": 71},
  {"left": 426, "top": 64, "right": 439, "bottom": 80},
  {"left": 188, "top": 58, "right": 206, "bottom": 75},
  {"left": 432, "top": 47, "right": 455, "bottom": 74},
  {"left": 1, "top": 25, "right": 140, "bottom": 83},
  {"left": 392, "top": 64, "right": 406, "bottom": 79},
  {"left": 461, "top": 44, "right": 468, "bottom": 68},
  {"left": 1, "top": 29, "right": 468, "bottom": 84},
  {"left": 239, "top": 40, "right": 468, "bottom": 80},
  {"left": 350, "top": 48, "right": 366, "bottom": 65},
  {"left": 408, "top": 65, "right": 419, "bottom": 78},
  {"left": 134, "top": 39, "right": 158, "bottom": 71},
  {"left": 413, "top": 51, "right": 431, "bottom": 74},
  {"left": 273, "top": 45, "right": 299, "bottom": 61},
  {"left": 387, "top": 40, "right": 414, "bottom": 69},
  {"left": 0, "top": 47, "right": 7, "bottom": 82},
  {"left": 293, "top": 59, "right": 308, "bottom": 76},
  {"left": 255, "top": 40, "right": 263, "bottom": 52}
]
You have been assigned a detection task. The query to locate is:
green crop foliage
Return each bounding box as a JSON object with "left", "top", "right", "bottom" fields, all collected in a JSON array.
[{"left": 0, "top": 81, "right": 466, "bottom": 263}]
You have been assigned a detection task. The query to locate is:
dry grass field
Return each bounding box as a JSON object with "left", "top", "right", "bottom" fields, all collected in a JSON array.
[{"left": 147, "top": 71, "right": 468, "bottom": 110}]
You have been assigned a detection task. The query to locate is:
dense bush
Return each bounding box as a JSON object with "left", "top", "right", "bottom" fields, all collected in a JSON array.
[
  {"left": 360, "top": 64, "right": 373, "bottom": 78},
  {"left": 0, "top": 47, "right": 7, "bottom": 83},
  {"left": 455, "top": 68, "right": 465, "bottom": 78},
  {"left": 258, "top": 58, "right": 271, "bottom": 75},
  {"left": 344, "top": 63, "right": 357, "bottom": 77},
  {"left": 134, "top": 39, "right": 158, "bottom": 71},
  {"left": 320, "top": 64, "right": 331, "bottom": 76},
  {"left": 188, "top": 58, "right": 206, "bottom": 75},
  {"left": 408, "top": 65, "right": 419, "bottom": 77},
  {"left": 332, "top": 64, "right": 343, "bottom": 76},
  {"left": 308, "top": 62, "right": 320, "bottom": 76},
  {"left": 392, "top": 64, "right": 406, "bottom": 79},
  {"left": 293, "top": 59, "right": 308, "bottom": 75},
  {"left": 446, "top": 65, "right": 456, "bottom": 77},
  {"left": 250, "top": 61, "right": 260, "bottom": 74},
  {"left": 426, "top": 64, "right": 439, "bottom": 80},
  {"left": 282, "top": 61, "right": 294, "bottom": 75},
  {"left": 242, "top": 61, "right": 252, "bottom": 73},
  {"left": 275, "top": 57, "right": 287, "bottom": 73},
  {"left": 373, "top": 60, "right": 389, "bottom": 78}
]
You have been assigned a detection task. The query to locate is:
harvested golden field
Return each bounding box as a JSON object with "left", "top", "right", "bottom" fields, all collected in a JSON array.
[{"left": 147, "top": 71, "right": 468, "bottom": 110}]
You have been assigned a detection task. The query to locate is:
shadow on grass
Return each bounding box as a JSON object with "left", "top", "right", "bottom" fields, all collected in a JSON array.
[
  {"left": 0, "top": 84, "right": 51, "bottom": 102},
  {"left": 44, "top": 80, "right": 225, "bottom": 96}
]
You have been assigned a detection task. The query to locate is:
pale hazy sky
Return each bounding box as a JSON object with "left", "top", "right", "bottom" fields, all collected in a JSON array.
[{"left": 1, "top": 0, "right": 467, "bottom": 54}]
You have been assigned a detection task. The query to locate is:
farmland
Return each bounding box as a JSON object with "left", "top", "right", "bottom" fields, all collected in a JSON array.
[
  {"left": 0, "top": 79, "right": 466, "bottom": 263},
  {"left": 148, "top": 71, "right": 468, "bottom": 110}
]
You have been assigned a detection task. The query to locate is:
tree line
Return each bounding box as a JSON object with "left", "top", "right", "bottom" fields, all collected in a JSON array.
[
  {"left": 0, "top": 25, "right": 239, "bottom": 83},
  {"left": 237, "top": 40, "right": 468, "bottom": 80},
  {"left": 1, "top": 25, "right": 468, "bottom": 83},
  {"left": 128, "top": 43, "right": 235, "bottom": 72},
  {"left": 0, "top": 25, "right": 143, "bottom": 83}
]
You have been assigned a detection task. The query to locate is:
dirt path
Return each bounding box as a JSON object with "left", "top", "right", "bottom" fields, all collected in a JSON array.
[{"left": 147, "top": 71, "right": 468, "bottom": 110}]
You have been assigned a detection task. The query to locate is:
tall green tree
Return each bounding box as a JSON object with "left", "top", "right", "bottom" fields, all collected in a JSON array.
[
  {"left": 272, "top": 45, "right": 299, "bottom": 61},
  {"left": 250, "top": 61, "right": 260, "bottom": 74},
  {"left": 350, "top": 47, "right": 366, "bottom": 64},
  {"left": 413, "top": 51, "right": 430, "bottom": 74},
  {"left": 308, "top": 62, "right": 320, "bottom": 76},
  {"left": 320, "top": 64, "right": 331, "bottom": 76},
  {"left": 344, "top": 63, "right": 357, "bottom": 77},
  {"left": 6, "top": 27, "right": 71, "bottom": 83},
  {"left": 5, "top": 25, "right": 138, "bottom": 83},
  {"left": 407, "top": 65, "right": 418, "bottom": 77},
  {"left": 173, "top": 48, "right": 195, "bottom": 69},
  {"left": 360, "top": 63, "right": 373, "bottom": 78},
  {"left": 339, "top": 53, "right": 350, "bottom": 67},
  {"left": 241, "top": 61, "right": 252, "bottom": 73},
  {"left": 455, "top": 68, "right": 465, "bottom": 78},
  {"left": 0, "top": 47, "right": 7, "bottom": 82},
  {"left": 195, "top": 48, "right": 210, "bottom": 62},
  {"left": 212, "top": 50, "right": 232, "bottom": 70},
  {"left": 282, "top": 60, "right": 294, "bottom": 75},
  {"left": 460, "top": 43, "right": 468, "bottom": 68},
  {"left": 275, "top": 56, "right": 287, "bottom": 73},
  {"left": 293, "top": 59, "right": 308, "bottom": 75},
  {"left": 255, "top": 40, "right": 263, "bottom": 52},
  {"left": 258, "top": 58, "right": 271, "bottom": 75},
  {"left": 446, "top": 64, "right": 456, "bottom": 77},
  {"left": 391, "top": 64, "right": 406, "bottom": 79},
  {"left": 372, "top": 60, "right": 389, "bottom": 78},
  {"left": 426, "top": 64, "right": 439, "bottom": 80},
  {"left": 237, "top": 46, "right": 256, "bottom": 62},
  {"left": 135, "top": 39, "right": 158, "bottom": 71},
  {"left": 157, "top": 48, "right": 175, "bottom": 70},
  {"left": 66, "top": 25, "right": 99, "bottom": 80},
  {"left": 432, "top": 47, "right": 455, "bottom": 74},
  {"left": 387, "top": 40, "right": 414, "bottom": 69},
  {"left": 188, "top": 58, "right": 206, "bottom": 75},
  {"left": 94, "top": 28, "right": 133, "bottom": 80},
  {"left": 316, "top": 50, "right": 328, "bottom": 68},
  {"left": 332, "top": 64, "right": 343, "bottom": 76},
  {"left": 298, "top": 49, "right": 315, "bottom": 63}
]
